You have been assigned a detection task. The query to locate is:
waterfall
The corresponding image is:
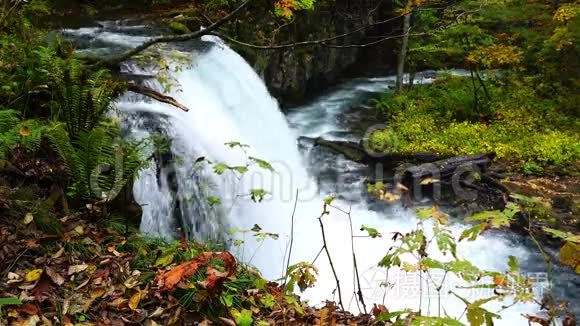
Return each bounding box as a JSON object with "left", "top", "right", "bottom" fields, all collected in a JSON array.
[
  {"left": 63, "top": 23, "right": 559, "bottom": 324},
  {"left": 117, "top": 38, "right": 314, "bottom": 272}
]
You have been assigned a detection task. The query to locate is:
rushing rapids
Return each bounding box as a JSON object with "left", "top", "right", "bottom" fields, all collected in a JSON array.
[{"left": 62, "top": 21, "right": 578, "bottom": 324}]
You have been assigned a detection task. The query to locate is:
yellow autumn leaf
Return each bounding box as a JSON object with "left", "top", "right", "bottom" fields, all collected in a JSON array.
[
  {"left": 19, "top": 126, "right": 31, "bottom": 136},
  {"left": 560, "top": 241, "right": 580, "bottom": 273},
  {"left": 25, "top": 269, "right": 43, "bottom": 282},
  {"left": 74, "top": 225, "right": 84, "bottom": 235},
  {"left": 420, "top": 178, "right": 440, "bottom": 185},
  {"left": 129, "top": 290, "right": 142, "bottom": 310}
]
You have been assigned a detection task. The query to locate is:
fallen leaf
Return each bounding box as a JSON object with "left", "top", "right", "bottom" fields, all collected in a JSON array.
[
  {"left": 157, "top": 261, "right": 200, "bottom": 290},
  {"left": 31, "top": 273, "right": 52, "bottom": 302},
  {"left": 83, "top": 287, "right": 106, "bottom": 312},
  {"left": 148, "top": 307, "right": 164, "bottom": 318},
  {"left": 45, "top": 267, "right": 64, "bottom": 286},
  {"left": 7, "top": 272, "right": 23, "bottom": 284},
  {"left": 129, "top": 290, "right": 142, "bottom": 311},
  {"left": 107, "top": 297, "right": 128, "bottom": 310},
  {"left": 74, "top": 225, "right": 84, "bottom": 235},
  {"left": 155, "top": 252, "right": 174, "bottom": 267},
  {"left": 18, "top": 303, "right": 39, "bottom": 315},
  {"left": 123, "top": 275, "right": 140, "bottom": 289},
  {"left": 51, "top": 247, "right": 64, "bottom": 259},
  {"left": 371, "top": 304, "right": 388, "bottom": 317},
  {"left": 13, "top": 314, "right": 40, "bottom": 326},
  {"left": 23, "top": 213, "right": 34, "bottom": 225},
  {"left": 25, "top": 269, "right": 43, "bottom": 282},
  {"left": 68, "top": 264, "right": 88, "bottom": 275}
]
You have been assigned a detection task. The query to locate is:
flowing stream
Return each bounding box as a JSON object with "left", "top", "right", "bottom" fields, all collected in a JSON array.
[{"left": 63, "top": 21, "right": 578, "bottom": 324}]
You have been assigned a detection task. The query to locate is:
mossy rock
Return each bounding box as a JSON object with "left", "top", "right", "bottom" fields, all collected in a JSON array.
[{"left": 169, "top": 21, "right": 191, "bottom": 35}]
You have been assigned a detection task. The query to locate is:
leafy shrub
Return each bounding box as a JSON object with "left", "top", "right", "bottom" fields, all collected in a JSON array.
[{"left": 371, "top": 77, "right": 580, "bottom": 168}]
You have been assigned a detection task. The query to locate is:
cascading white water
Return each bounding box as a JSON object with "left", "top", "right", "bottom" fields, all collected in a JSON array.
[
  {"left": 63, "top": 23, "right": 568, "bottom": 324},
  {"left": 119, "top": 42, "right": 542, "bottom": 324}
]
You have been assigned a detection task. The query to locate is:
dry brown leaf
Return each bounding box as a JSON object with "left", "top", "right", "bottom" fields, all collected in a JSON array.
[
  {"left": 45, "top": 267, "right": 64, "bottom": 286},
  {"left": 68, "top": 264, "right": 88, "bottom": 275},
  {"left": 107, "top": 297, "right": 129, "bottom": 310},
  {"left": 51, "top": 247, "right": 64, "bottom": 259},
  {"left": 12, "top": 314, "right": 40, "bottom": 326},
  {"left": 18, "top": 303, "right": 39, "bottom": 315},
  {"left": 82, "top": 286, "right": 107, "bottom": 312}
]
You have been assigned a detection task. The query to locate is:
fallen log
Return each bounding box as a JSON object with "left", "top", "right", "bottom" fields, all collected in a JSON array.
[
  {"left": 398, "top": 153, "right": 495, "bottom": 181},
  {"left": 312, "top": 137, "right": 444, "bottom": 166}
]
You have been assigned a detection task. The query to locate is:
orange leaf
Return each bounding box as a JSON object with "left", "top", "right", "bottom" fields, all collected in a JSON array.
[{"left": 157, "top": 261, "right": 200, "bottom": 289}]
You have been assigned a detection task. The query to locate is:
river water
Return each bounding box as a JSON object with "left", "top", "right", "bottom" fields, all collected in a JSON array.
[{"left": 62, "top": 21, "right": 578, "bottom": 324}]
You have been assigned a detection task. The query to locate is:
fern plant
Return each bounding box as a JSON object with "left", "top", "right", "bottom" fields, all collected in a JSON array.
[
  {"left": 46, "top": 124, "right": 145, "bottom": 202},
  {"left": 53, "top": 60, "right": 123, "bottom": 137}
]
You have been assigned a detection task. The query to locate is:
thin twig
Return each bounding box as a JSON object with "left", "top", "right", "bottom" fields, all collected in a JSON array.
[
  {"left": 284, "top": 189, "right": 299, "bottom": 281},
  {"left": 345, "top": 205, "right": 368, "bottom": 314},
  {"left": 317, "top": 210, "right": 345, "bottom": 312}
]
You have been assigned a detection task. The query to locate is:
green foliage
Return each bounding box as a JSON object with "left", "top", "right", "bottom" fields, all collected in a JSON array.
[
  {"left": 283, "top": 262, "right": 318, "bottom": 293},
  {"left": 47, "top": 124, "right": 145, "bottom": 201},
  {"left": 360, "top": 225, "right": 382, "bottom": 238},
  {"left": 0, "top": 110, "right": 49, "bottom": 158},
  {"left": 53, "top": 60, "right": 123, "bottom": 137},
  {"left": 371, "top": 76, "right": 580, "bottom": 168}
]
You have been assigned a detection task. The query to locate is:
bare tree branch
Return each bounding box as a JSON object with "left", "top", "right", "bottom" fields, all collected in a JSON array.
[
  {"left": 210, "top": 29, "right": 424, "bottom": 50},
  {"left": 90, "top": 0, "right": 253, "bottom": 67},
  {"left": 127, "top": 84, "right": 189, "bottom": 112}
]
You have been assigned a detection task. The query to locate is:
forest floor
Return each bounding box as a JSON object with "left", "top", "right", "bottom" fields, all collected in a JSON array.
[{"left": 0, "top": 204, "right": 374, "bottom": 326}]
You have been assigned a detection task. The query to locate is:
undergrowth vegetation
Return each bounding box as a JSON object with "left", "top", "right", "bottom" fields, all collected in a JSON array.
[{"left": 370, "top": 75, "right": 580, "bottom": 167}]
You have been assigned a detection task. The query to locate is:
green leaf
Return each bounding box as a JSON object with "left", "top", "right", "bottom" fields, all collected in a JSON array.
[
  {"left": 323, "top": 195, "right": 335, "bottom": 205},
  {"left": 378, "top": 253, "right": 401, "bottom": 268},
  {"left": 155, "top": 252, "right": 174, "bottom": 267},
  {"left": 253, "top": 278, "right": 267, "bottom": 289},
  {"left": 208, "top": 196, "right": 221, "bottom": 207},
  {"left": 375, "top": 309, "right": 412, "bottom": 322},
  {"left": 459, "top": 224, "right": 487, "bottom": 242},
  {"left": 507, "top": 256, "right": 519, "bottom": 273},
  {"left": 360, "top": 225, "right": 382, "bottom": 238},
  {"left": 466, "top": 210, "right": 511, "bottom": 228},
  {"left": 543, "top": 228, "right": 580, "bottom": 243},
  {"left": 250, "top": 189, "right": 268, "bottom": 203},
  {"left": 232, "top": 166, "right": 249, "bottom": 174},
  {"left": 260, "top": 294, "right": 275, "bottom": 309},
  {"left": 251, "top": 224, "right": 262, "bottom": 232},
  {"left": 213, "top": 162, "right": 229, "bottom": 175},
  {"left": 224, "top": 141, "right": 249, "bottom": 148},
  {"left": 249, "top": 156, "right": 274, "bottom": 171},
  {"left": 413, "top": 316, "right": 465, "bottom": 326},
  {"left": 221, "top": 294, "right": 234, "bottom": 307},
  {"left": 232, "top": 308, "right": 253, "bottom": 326},
  {"left": 436, "top": 231, "right": 457, "bottom": 257}
]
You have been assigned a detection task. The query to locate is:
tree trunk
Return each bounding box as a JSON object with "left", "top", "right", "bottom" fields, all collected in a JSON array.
[{"left": 395, "top": 0, "right": 412, "bottom": 93}]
